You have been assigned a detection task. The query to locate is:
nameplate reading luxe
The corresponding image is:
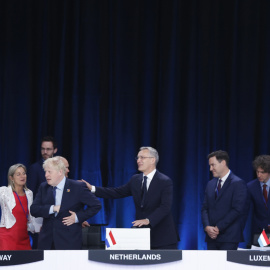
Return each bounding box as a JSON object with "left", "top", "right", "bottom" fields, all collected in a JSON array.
[
  {"left": 0, "top": 251, "right": 44, "bottom": 266},
  {"left": 227, "top": 251, "right": 270, "bottom": 266},
  {"left": 88, "top": 250, "right": 182, "bottom": 265}
]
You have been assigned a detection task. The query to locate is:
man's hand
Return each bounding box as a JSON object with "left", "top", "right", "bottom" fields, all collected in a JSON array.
[
  {"left": 82, "top": 221, "right": 90, "bottom": 228},
  {"left": 62, "top": 211, "right": 76, "bottom": 226},
  {"left": 132, "top": 219, "right": 150, "bottom": 227},
  {"left": 205, "top": 226, "right": 219, "bottom": 239},
  {"left": 80, "top": 179, "right": 92, "bottom": 191},
  {"left": 53, "top": 205, "right": 60, "bottom": 213}
]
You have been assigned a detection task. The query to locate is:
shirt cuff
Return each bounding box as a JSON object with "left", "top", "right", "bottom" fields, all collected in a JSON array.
[
  {"left": 49, "top": 205, "right": 54, "bottom": 214},
  {"left": 91, "top": 186, "right": 96, "bottom": 193}
]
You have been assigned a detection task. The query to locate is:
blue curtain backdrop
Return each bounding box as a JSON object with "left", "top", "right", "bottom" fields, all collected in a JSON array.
[{"left": 0, "top": 0, "right": 270, "bottom": 249}]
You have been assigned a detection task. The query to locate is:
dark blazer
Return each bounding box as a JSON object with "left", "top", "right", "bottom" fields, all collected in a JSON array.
[
  {"left": 201, "top": 171, "right": 248, "bottom": 243},
  {"left": 247, "top": 179, "right": 270, "bottom": 234},
  {"left": 30, "top": 178, "right": 102, "bottom": 250},
  {"left": 27, "top": 159, "right": 46, "bottom": 198},
  {"left": 95, "top": 170, "right": 179, "bottom": 248}
]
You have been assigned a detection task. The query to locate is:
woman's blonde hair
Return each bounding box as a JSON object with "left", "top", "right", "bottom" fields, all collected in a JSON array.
[{"left": 8, "top": 163, "right": 28, "bottom": 192}]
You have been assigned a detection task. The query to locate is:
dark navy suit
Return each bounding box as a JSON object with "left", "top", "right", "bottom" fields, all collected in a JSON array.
[
  {"left": 247, "top": 179, "right": 270, "bottom": 234},
  {"left": 95, "top": 170, "right": 179, "bottom": 248},
  {"left": 201, "top": 172, "right": 248, "bottom": 247},
  {"left": 28, "top": 159, "right": 46, "bottom": 198},
  {"left": 31, "top": 178, "right": 101, "bottom": 250}
]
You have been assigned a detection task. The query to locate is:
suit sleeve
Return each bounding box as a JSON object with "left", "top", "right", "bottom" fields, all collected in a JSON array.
[
  {"left": 147, "top": 179, "right": 173, "bottom": 228},
  {"left": 95, "top": 181, "right": 132, "bottom": 199},
  {"left": 216, "top": 180, "right": 248, "bottom": 232},
  {"left": 75, "top": 184, "right": 102, "bottom": 222},
  {"left": 201, "top": 187, "right": 211, "bottom": 229},
  {"left": 30, "top": 185, "right": 52, "bottom": 218}
]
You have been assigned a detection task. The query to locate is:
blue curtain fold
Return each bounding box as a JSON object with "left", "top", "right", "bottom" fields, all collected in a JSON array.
[{"left": 1, "top": 0, "right": 270, "bottom": 249}]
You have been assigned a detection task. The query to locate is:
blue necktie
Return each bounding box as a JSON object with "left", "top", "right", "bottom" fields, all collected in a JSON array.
[
  {"left": 52, "top": 186, "right": 57, "bottom": 204},
  {"left": 141, "top": 176, "right": 148, "bottom": 208}
]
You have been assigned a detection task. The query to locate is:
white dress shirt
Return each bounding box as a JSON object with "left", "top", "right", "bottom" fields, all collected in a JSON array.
[
  {"left": 143, "top": 169, "right": 156, "bottom": 190},
  {"left": 217, "top": 170, "right": 231, "bottom": 189}
]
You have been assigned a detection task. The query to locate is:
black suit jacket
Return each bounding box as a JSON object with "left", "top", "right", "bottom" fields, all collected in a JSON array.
[
  {"left": 31, "top": 178, "right": 102, "bottom": 250},
  {"left": 247, "top": 179, "right": 270, "bottom": 234},
  {"left": 95, "top": 170, "right": 179, "bottom": 248}
]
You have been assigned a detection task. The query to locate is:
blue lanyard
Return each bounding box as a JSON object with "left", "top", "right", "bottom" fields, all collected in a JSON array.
[{"left": 14, "top": 191, "right": 29, "bottom": 220}]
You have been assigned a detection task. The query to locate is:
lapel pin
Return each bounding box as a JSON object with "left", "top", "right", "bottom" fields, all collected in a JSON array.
[{"left": 67, "top": 189, "right": 70, "bottom": 192}]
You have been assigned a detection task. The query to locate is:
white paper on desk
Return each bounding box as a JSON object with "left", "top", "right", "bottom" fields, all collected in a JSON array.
[{"left": 105, "top": 228, "right": 150, "bottom": 250}]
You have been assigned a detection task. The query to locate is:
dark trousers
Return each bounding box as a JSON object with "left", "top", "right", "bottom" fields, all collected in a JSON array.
[{"left": 207, "top": 242, "right": 238, "bottom": 250}]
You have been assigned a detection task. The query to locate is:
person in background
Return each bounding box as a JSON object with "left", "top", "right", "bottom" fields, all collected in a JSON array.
[
  {"left": 247, "top": 155, "right": 270, "bottom": 242},
  {"left": 0, "top": 164, "right": 36, "bottom": 250},
  {"left": 28, "top": 136, "right": 58, "bottom": 198},
  {"left": 59, "top": 156, "right": 70, "bottom": 178},
  {"left": 202, "top": 150, "right": 248, "bottom": 250}
]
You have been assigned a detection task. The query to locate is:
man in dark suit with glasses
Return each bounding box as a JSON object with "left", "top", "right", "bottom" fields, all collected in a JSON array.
[{"left": 82, "top": 146, "right": 179, "bottom": 249}]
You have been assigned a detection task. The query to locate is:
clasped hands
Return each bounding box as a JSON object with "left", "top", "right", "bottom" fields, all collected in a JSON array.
[{"left": 205, "top": 226, "right": 219, "bottom": 239}]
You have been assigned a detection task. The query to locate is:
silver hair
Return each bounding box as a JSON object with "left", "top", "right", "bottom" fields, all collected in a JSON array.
[
  {"left": 43, "top": 156, "right": 66, "bottom": 173},
  {"left": 139, "top": 146, "right": 159, "bottom": 165},
  {"left": 8, "top": 163, "right": 28, "bottom": 191}
]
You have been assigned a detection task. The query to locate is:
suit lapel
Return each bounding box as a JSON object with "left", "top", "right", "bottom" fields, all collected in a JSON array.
[
  {"left": 147, "top": 171, "right": 158, "bottom": 193},
  {"left": 58, "top": 178, "right": 71, "bottom": 213},
  {"left": 47, "top": 185, "right": 55, "bottom": 205},
  {"left": 267, "top": 185, "right": 270, "bottom": 209},
  {"left": 208, "top": 178, "right": 218, "bottom": 203},
  {"left": 144, "top": 171, "right": 159, "bottom": 204},
  {"left": 254, "top": 180, "right": 266, "bottom": 207}
]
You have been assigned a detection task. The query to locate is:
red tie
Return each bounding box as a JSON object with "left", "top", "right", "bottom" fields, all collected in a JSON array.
[
  {"left": 263, "top": 184, "right": 268, "bottom": 205},
  {"left": 215, "top": 179, "right": 222, "bottom": 199}
]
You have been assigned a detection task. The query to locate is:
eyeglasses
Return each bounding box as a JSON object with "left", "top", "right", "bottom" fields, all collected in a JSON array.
[
  {"left": 41, "top": 147, "right": 54, "bottom": 152},
  {"left": 135, "top": 156, "right": 154, "bottom": 161}
]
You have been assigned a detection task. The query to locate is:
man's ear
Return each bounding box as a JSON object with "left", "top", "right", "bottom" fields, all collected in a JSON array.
[{"left": 53, "top": 148, "right": 58, "bottom": 154}]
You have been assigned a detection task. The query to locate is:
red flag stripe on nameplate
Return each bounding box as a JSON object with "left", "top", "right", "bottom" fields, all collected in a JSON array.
[
  {"left": 109, "top": 231, "right": 116, "bottom": 245},
  {"left": 262, "top": 230, "right": 270, "bottom": 245}
]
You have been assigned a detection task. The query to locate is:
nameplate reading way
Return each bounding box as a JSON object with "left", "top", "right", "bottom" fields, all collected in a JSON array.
[
  {"left": 88, "top": 250, "right": 182, "bottom": 265},
  {"left": 0, "top": 251, "right": 44, "bottom": 266},
  {"left": 227, "top": 251, "right": 270, "bottom": 267}
]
